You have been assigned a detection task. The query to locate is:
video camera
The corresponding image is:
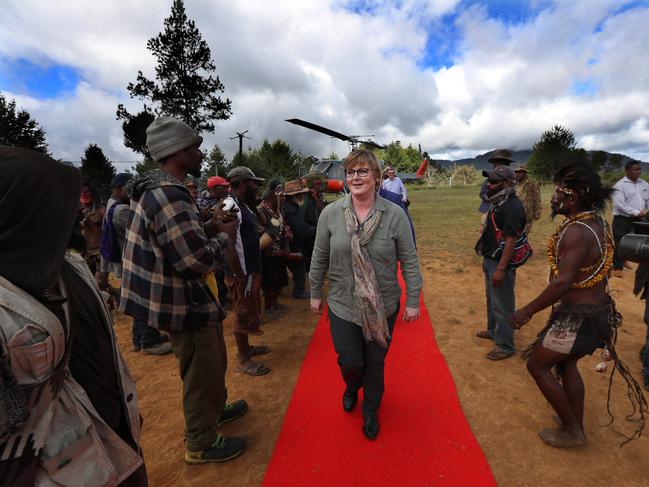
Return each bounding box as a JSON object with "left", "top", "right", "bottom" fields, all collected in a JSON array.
[{"left": 619, "top": 222, "right": 649, "bottom": 263}]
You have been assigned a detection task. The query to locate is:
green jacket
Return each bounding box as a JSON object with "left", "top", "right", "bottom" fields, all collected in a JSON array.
[
  {"left": 517, "top": 177, "right": 542, "bottom": 222},
  {"left": 309, "top": 194, "right": 422, "bottom": 324}
]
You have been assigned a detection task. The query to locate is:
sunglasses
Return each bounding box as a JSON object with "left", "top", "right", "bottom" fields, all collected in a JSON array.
[{"left": 487, "top": 178, "right": 504, "bottom": 184}]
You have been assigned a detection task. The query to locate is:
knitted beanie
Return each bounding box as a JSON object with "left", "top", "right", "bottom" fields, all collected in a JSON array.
[{"left": 146, "top": 116, "right": 203, "bottom": 162}]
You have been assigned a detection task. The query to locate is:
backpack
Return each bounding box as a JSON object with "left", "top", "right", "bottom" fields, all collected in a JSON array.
[{"left": 100, "top": 202, "right": 123, "bottom": 263}]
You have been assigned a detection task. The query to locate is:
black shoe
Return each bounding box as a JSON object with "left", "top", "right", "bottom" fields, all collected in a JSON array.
[
  {"left": 292, "top": 291, "right": 310, "bottom": 299},
  {"left": 184, "top": 434, "right": 247, "bottom": 464},
  {"left": 218, "top": 399, "right": 248, "bottom": 426},
  {"left": 342, "top": 389, "right": 358, "bottom": 412},
  {"left": 363, "top": 414, "right": 379, "bottom": 440},
  {"left": 142, "top": 342, "right": 173, "bottom": 355}
]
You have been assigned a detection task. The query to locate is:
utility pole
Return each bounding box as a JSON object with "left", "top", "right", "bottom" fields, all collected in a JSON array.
[{"left": 229, "top": 130, "right": 250, "bottom": 162}]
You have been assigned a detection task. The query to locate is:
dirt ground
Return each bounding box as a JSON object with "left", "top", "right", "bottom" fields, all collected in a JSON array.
[{"left": 113, "top": 187, "right": 649, "bottom": 486}]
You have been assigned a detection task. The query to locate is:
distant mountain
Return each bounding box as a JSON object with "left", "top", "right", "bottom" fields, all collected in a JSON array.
[{"left": 433, "top": 149, "right": 645, "bottom": 171}]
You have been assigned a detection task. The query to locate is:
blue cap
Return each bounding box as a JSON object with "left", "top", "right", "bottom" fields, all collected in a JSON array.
[{"left": 110, "top": 173, "right": 132, "bottom": 189}]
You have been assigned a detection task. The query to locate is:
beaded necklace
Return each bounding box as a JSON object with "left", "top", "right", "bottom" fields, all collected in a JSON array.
[{"left": 546, "top": 210, "right": 613, "bottom": 289}]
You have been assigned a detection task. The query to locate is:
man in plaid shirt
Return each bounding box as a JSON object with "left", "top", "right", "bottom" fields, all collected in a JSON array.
[{"left": 120, "top": 116, "right": 248, "bottom": 464}]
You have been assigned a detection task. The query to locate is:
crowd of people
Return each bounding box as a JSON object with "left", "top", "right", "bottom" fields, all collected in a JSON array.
[{"left": 1, "top": 119, "right": 648, "bottom": 485}]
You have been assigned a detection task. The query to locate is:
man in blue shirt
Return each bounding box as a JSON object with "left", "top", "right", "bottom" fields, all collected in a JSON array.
[{"left": 381, "top": 166, "right": 407, "bottom": 202}]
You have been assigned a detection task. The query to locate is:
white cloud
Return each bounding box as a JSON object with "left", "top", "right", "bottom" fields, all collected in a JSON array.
[{"left": 1, "top": 0, "right": 648, "bottom": 165}]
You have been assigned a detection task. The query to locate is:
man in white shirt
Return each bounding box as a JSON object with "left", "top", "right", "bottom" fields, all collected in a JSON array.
[
  {"left": 381, "top": 166, "right": 407, "bottom": 202},
  {"left": 612, "top": 160, "right": 649, "bottom": 276}
]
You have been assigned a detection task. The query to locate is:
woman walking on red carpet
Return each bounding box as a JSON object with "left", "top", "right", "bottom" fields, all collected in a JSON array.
[{"left": 309, "top": 150, "right": 423, "bottom": 440}]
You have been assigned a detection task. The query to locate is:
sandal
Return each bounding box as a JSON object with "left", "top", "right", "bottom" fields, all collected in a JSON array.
[
  {"left": 475, "top": 330, "right": 493, "bottom": 340},
  {"left": 486, "top": 347, "right": 514, "bottom": 361},
  {"left": 249, "top": 345, "right": 271, "bottom": 357},
  {"left": 237, "top": 361, "right": 271, "bottom": 376}
]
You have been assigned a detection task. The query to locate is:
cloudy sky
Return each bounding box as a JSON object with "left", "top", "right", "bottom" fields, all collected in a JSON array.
[{"left": 1, "top": 0, "right": 648, "bottom": 171}]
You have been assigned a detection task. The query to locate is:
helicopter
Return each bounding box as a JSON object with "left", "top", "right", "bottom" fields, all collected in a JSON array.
[{"left": 286, "top": 118, "right": 429, "bottom": 192}]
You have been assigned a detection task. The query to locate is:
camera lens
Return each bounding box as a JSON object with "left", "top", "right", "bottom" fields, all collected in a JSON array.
[{"left": 619, "top": 234, "right": 649, "bottom": 263}]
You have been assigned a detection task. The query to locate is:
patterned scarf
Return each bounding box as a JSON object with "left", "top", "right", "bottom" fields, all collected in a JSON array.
[
  {"left": 344, "top": 205, "right": 390, "bottom": 348},
  {"left": 485, "top": 186, "right": 515, "bottom": 207}
]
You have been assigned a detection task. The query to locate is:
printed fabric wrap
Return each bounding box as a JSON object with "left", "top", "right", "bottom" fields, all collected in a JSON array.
[
  {"left": 344, "top": 206, "right": 390, "bottom": 348},
  {"left": 488, "top": 210, "right": 533, "bottom": 268}
]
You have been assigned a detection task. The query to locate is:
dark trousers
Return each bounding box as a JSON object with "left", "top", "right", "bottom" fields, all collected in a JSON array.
[
  {"left": 287, "top": 259, "right": 306, "bottom": 297},
  {"left": 169, "top": 324, "right": 227, "bottom": 451},
  {"left": 483, "top": 258, "right": 516, "bottom": 354},
  {"left": 132, "top": 319, "right": 162, "bottom": 348},
  {"left": 215, "top": 269, "right": 229, "bottom": 306},
  {"left": 643, "top": 298, "right": 649, "bottom": 384},
  {"left": 329, "top": 305, "right": 399, "bottom": 417},
  {"left": 612, "top": 215, "right": 636, "bottom": 270}
]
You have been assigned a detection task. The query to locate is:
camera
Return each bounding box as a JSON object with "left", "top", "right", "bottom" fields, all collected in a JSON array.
[{"left": 619, "top": 222, "right": 649, "bottom": 263}]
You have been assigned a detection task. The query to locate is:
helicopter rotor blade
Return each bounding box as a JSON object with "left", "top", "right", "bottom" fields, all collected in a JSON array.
[
  {"left": 359, "top": 140, "right": 385, "bottom": 150},
  {"left": 285, "top": 119, "right": 351, "bottom": 142}
]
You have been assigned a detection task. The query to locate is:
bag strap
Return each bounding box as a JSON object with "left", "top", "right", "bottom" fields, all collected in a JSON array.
[{"left": 490, "top": 209, "right": 500, "bottom": 232}]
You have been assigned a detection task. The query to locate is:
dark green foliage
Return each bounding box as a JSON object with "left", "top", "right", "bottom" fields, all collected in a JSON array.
[
  {"left": 118, "top": 0, "right": 231, "bottom": 135},
  {"left": 605, "top": 153, "right": 625, "bottom": 172},
  {"left": 244, "top": 139, "right": 302, "bottom": 179},
  {"left": 590, "top": 150, "right": 608, "bottom": 172},
  {"left": 0, "top": 93, "right": 48, "bottom": 153},
  {"left": 132, "top": 158, "right": 159, "bottom": 176},
  {"left": 527, "top": 125, "right": 582, "bottom": 180},
  {"left": 81, "top": 144, "right": 116, "bottom": 201},
  {"left": 202, "top": 144, "right": 230, "bottom": 177},
  {"left": 116, "top": 105, "right": 155, "bottom": 159},
  {"left": 375, "top": 142, "right": 422, "bottom": 172}
]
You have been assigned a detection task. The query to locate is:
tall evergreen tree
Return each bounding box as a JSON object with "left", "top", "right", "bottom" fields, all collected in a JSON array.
[
  {"left": 202, "top": 144, "right": 229, "bottom": 177},
  {"left": 81, "top": 144, "right": 116, "bottom": 201},
  {"left": 527, "top": 125, "right": 579, "bottom": 181},
  {"left": 0, "top": 92, "right": 49, "bottom": 153},
  {"left": 117, "top": 0, "right": 231, "bottom": 135}
]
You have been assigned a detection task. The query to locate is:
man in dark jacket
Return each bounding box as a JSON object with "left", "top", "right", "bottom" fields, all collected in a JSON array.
[
  {"left": 120, "top": 116, "right": 248, "bottom": 464},
  {"left": 284, "top": 179, "right": 316, "bottom": 298},
  {"left": 475, "top": 164, "right": 526, "bottom": 360}
]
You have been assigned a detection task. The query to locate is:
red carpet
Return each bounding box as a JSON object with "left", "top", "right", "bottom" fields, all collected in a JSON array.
[{"left": 263, "top": 276, "right": 496, "bottom": 486}]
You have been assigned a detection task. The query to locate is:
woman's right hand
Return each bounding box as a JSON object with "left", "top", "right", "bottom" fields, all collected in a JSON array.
[{"left": 310, "top": 298, "right": 323, "bottom": 315}]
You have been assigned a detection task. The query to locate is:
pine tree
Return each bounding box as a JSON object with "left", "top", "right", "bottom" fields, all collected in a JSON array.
[
  {"left": 117, "top": 0, "right": 231, "bottom": 135},
  {"left": 202, "top": 144, "right": 229, "bottom": 177},
  {"left": 527, "top": 125, "right": 579, "bottom": 181},
  {"left": 0, "top": 92, "right": 49, "bottom": 153},
  {"left": 81, "top": 144, "right": 116, "bottom": 201},
  {"left": 116, "top": 105, "right": 155, "bottom": 159}
]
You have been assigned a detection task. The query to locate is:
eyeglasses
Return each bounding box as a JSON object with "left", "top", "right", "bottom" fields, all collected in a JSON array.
[{"left": 345, "top": 168, "right": 371, "bottom": 178}]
